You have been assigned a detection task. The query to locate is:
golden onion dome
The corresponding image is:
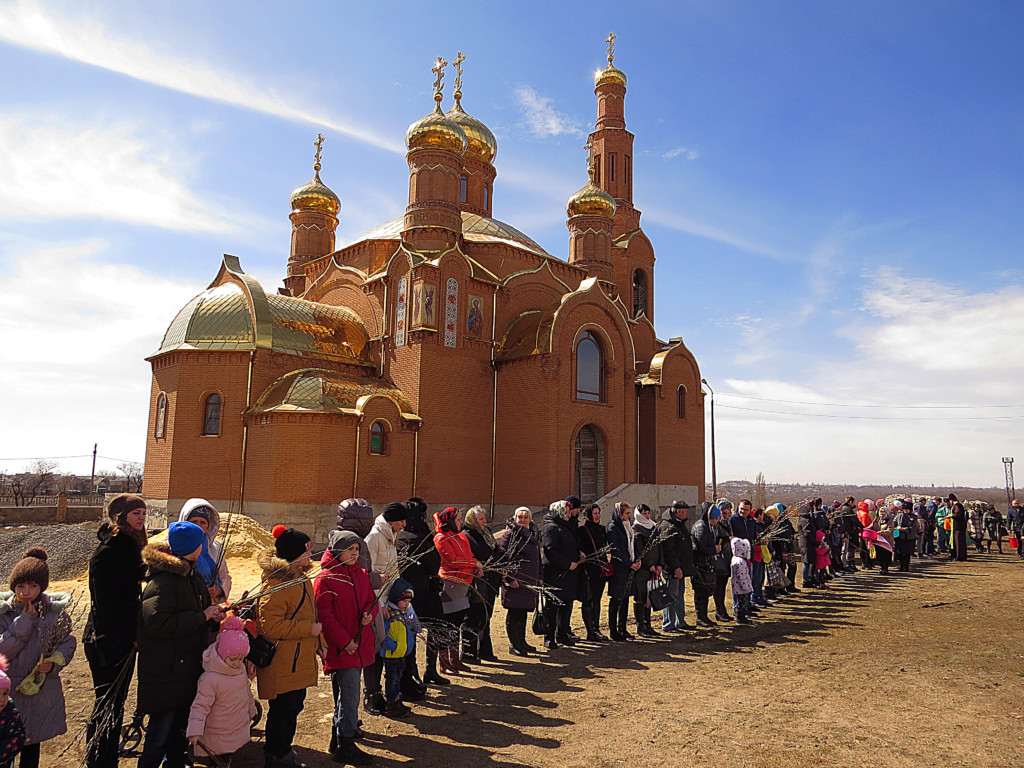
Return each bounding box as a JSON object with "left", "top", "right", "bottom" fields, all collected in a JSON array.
[
  {"left": 566, "top": 180, "right": 616, "bottom": 218},
  {"left": 595, "top": 63, "right": 627, "bottom": 88},
  {"left": 447, "top": 97, "right": 497, "bottom": 163},
  {"left": 406, "top": 96, "right": 468, "bottom": 155},
  {"left": 289, "top": 170, "right": 341, "bottom": 216}
]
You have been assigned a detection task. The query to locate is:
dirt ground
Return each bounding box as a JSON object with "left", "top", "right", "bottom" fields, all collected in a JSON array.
[{"left": 42, "top": 551, "right": 1024, "bottom": 768}]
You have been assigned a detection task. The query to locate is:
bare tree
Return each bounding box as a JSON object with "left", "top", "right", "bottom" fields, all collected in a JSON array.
[
  {"left": 117, "top": 461, "right": 144, "bottom": 494},
  {"left": 753, "top": 471, "right": 768, "bottom": 510},
  {"left": 13, "top": 460, "right": 58, "bottom": 506}
]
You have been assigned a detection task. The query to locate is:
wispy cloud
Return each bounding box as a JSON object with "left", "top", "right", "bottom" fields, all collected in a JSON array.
[
  {"left": 0, "top": 114, "right": 252, "bottom": 232},
  {"left": 514, "top": 86, "right": 585, "bottom": 139},
  {"left": 0, "top": 0, "right": 403, "bottom": 154},
  {"left": 662, "top": 146, "right": 699, "bottom": 160},
  {"left": 0, "top": 238, "right": 203, "bottom": 474},
  {"left": 643, "top": 205, "right": 792, "bottom": 261}
]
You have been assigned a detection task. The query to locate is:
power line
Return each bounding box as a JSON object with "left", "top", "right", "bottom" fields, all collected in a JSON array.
[
  {"left": 717, "top": 403, "right": 1022, "bottom": 421},
  {"left": 717, "top": 393, "right": 1024, "bottom": 409}
]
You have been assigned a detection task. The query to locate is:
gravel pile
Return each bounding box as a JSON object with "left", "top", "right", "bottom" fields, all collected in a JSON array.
[{"left": 0, "top": 524, "right": 100, "bottom": 582}]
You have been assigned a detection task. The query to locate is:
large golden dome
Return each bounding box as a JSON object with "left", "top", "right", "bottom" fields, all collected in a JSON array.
[
  {"left": 595, "top": 63, "right": 627, "bottom": 88},
  {"left": 289, "top": 170, "right": 341, "bottom": 216},
  {"left": 406, "top": 98, "right": 468, "bottom": 155},
  {"left": 567, "top": 180, "right": 616, "bottom": 218},
  {"left": 447, "top": 98, "right": 497, "bottom": 163}
]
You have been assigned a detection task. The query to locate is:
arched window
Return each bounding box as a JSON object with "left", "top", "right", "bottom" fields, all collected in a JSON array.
[
  {"left": 459, "top": 175, "right": 468, "bottom": 203},
  {"left": 632, "top": 269, "right": 647, "bottom": 319},
  {"left": 677, "top": 385, "right": 687, "bottom": 419},
  {"left": 202, "top": 393, "right": 222, "bottom": 436},
  {"left": 575, "top": 331, "right": 605, "bottom": 402},
  {"left": 369, "top": 420, "right": 388, "bottom": 455},
  {"left": 155, "top": 392, "right": 167, "bottom": 438}
]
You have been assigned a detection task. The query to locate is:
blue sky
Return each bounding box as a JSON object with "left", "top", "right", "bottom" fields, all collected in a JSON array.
[{"left": 1, "top": 0, "right": 1021, "bottom": 488}]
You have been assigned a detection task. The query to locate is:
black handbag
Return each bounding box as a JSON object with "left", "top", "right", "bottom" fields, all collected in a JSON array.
[
  {"left": 647, "top": 576, "right": 675, "bottom": 611},
  {"left": 531, "top": 595, "right": 548, "bottom": 636}
]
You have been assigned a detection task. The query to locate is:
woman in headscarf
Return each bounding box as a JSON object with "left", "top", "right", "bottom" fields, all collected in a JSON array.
[
  {"left": 983, "top": 504, "right": 1004, "bottom": 554},
  {"left": 631, "top": 504, "right": 663, "bottom": 638},
  {"left": 892, "top": 500, "right": 918, "bottom": 572},
  {"left": 498, "top": 507, "right": 542, "bottom": 656},
  {"left": 948, "top": 493, "right": 968, "bottom": 561},
  {"left": 433, "top": 506, "right": 480, "bottom": 674},
  {"left": 461, "top": 506, "right": 502, "bottom": 662},
  {"left": 688, "top": 502, "right": 718, "bottom": 627},
  {"left": 397, "top": 498, "right": 445, "bottom": 689},
  {"left": 178, "top": 498, "right": 231, "bottom": 602},
  {"left": 540, "top": 500, "right": 582, "bottom": 649},
  {"left": 575, "top": 504, "right": 609, "bottom": 642},
  {"left": 606, "top": 502, "right": 640, "bottom": 641}
]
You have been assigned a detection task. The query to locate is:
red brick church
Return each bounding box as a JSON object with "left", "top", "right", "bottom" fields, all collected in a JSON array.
[{"left": 143, "top": 43, "right": 704, "bottom": 533}]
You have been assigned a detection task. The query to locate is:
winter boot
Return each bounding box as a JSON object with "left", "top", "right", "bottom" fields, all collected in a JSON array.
[
  {"left": 423, "top": 647, "right": 450, "bottom": 686},
  {"left": 331, "top": 737, "right": 373, "bottom": 766},
  {"left": 607, "top": 599, "right": 624, "bottom": 641}
]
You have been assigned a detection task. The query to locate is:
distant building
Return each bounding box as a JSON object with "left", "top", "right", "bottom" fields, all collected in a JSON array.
[{"left": 142, "top": 46, "right": 704, "bottom": 534}]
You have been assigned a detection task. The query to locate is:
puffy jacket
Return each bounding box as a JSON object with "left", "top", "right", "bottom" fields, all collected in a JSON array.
[
  {"left": 433, "top": 520, "right": 477, "bottom": 585},
  {"left": 540, "top": 511, "right": 581, "bottom": 603},
  {"left": 690, "top": 504, "right": 717, "bottom": 567},
  {"left": 658, "top": 509, "right": 697, "bottom": 577},
  {"left": 254, "top": 549, "right": 319, "bottom": 700},
  {"left": 187, "top": 642, "right": 257, "bottom": 757},
  {"left": 497, "top": 520, "right": 542, "bottom": 611},
  {"left": 136, "top": 541, "right": 214, "bottom": 714},
  {"left": 365, "top": 515, "right": 400, "bottom": 590},
  {"left": 314, "top": 549, "right": 379, "bottom": 672},
  {"left": 0, "top": 592, "right": 76, "bottom": 744}
]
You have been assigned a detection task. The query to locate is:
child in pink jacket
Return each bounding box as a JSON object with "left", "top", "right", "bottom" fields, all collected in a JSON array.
[
  {"left": 730, "top": 538, "right": 754, "bottom": 624},
  {"left": 187, "top": 617, "right": 257, "bottom": 767}
]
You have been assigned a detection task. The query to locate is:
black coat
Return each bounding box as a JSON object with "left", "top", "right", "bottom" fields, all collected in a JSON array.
[
  {"left": 464, "top": 525, "right": 503, "bottom": 606},
  {"left": 798, "top": 505, "right": 820, "bottom": 565},
  {"left": 397, "top": 522, "right": 443, "bottom": 620},
  {"left": 690, "top": 506, "right": 717, "bottom": 567},
  {"left": 541, "top": 512, "right": 580, "bottom": 603},
  {"left": 575, "top": 519, "right": 608, "bottom": 600},
  {"left": 136, "top": 541, "right": 215, "bottom": 714},
  {"left": 83, "top": 524, "right": 145, "bottom": 666},
  {"left": 713, "top": 518, "right": 733, "bottom": 575},
  {"left": 658, "top": 510, "right": 696, "bottom": 577},
  {"left": 606, "top": 514, "right": 637, "bottom": 599}
]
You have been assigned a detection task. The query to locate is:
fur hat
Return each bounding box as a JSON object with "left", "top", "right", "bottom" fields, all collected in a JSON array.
[
  {"left": 382, "top": 502, "right": 407, "bottom": 523},
  {"left": 167, "top": 521, "right": 206, "bottom": 558},
  {"left": 9, "top": 547, "right": 49, "bottom": 593},
  {"left": 216, "top": 616, "right": 250, "bottom": 660},
  {"left": 273, "top": 525, "right": 311, "bottom": 562},
  {"left": 0, "top": 654, "right": 10, "bottom": 693}
]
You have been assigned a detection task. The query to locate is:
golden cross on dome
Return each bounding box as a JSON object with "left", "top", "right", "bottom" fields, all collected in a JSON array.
[
  {"left": 452, "top": 51, "right": 465, "bottom": 97},
  {"left": 313, "top": 133, "right": 324, "bottom": 172},
  {"left": 605, "top": 32, "right": 616, "bottom": 64},
  {"left": 431, "top": 56, "right": 448, "bottom": 96}
]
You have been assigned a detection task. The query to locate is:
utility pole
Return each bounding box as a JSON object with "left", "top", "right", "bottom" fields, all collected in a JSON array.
[
  {"left": 701, "top": 378, "right": 717, "bottom": 502},
  {"left": 91, "top": 443, "right": 98, "bottom": 495},
  {"left": 1004, "top": 457, "right": 1015, "bottom": 508}
]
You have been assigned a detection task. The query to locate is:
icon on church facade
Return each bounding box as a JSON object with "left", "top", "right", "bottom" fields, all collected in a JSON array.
[{"left": 467, "top": 295, "right": 484, "bottom": 336}]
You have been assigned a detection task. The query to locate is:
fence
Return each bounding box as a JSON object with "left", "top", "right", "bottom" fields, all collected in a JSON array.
[{"left": 0, "top": 492, "right": 104, "bottom": 526}]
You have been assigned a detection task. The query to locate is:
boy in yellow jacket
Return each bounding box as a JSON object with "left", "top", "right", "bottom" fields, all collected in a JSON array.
[{"left": 381, "top": 580, "right": 419, "bottom": 719}]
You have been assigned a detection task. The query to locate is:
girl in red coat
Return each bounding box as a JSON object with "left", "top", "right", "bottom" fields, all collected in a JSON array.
[
  {"left": 432, "top": 507, "right": 480, "bottom": 675},
  {"left": 315, "top": 530, "right": 378, "bottom": 766}
]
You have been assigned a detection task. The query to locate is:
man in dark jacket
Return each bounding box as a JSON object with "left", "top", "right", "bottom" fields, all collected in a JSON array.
[
  {"left": 540, "top": 499, "right": 581, "bottom": 648},
  {"left": 136, "top": 521, "right": 223, "bottom": 768},
  {"left": 1008, "top": 499, "right": 1024, "bottom": 560},
  {"left": 798, "top": 499, "right": 822, "bottom": 588},
  {"left": 658, "top": 501, "right": 696, "bottom": 631}
]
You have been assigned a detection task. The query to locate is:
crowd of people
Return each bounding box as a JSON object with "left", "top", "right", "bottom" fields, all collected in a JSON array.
[{"left": 0, "top": 490, "right": 1019, "bottom": 768}]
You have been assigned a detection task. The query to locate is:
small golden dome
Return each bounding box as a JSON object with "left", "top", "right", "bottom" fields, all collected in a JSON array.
[
  {"left": 290, "top": 170, "right": 341, "bottom": 216},
  {"left": 406, "top": 98, "right": 468, "bottom": 155},
  {"left": 566, "top": 180, "right": 616, "bottom": 218},
  {"left": 447, "top": 97, "right": 497, "bottom": 163},
  {"left": 595, "top": 64, "right": 627, "bottom": 88}
]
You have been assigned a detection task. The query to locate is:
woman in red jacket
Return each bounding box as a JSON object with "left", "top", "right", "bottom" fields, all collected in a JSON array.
[
  {"left": 432, "top": 507, "right": 480, "bottom": 675},
  {"left": 315, "top": 530, "right": 379, "bottom": 765}
]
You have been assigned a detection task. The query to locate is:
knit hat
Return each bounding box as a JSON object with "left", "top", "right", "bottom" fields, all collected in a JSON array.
[
  {"left": 382, "top": 502, "right": 407, "bottom": 523},
  {"left": 0, "top": 654, "right": 10, "bottom": 693},
  {"left": 168, "top": 521, "right": 206, "bottom": 558},
  {"left": 107, "top": 493, "right": 146, "bottom": 526},
  {"left": 184, "top": 505, "right": 212, "bottom": 524},
  {"left": 716, "top": 498, "right": 733, "bottom": 511},
  {"left": 564, "top": 495, "right": 582, "bottom": 509},
  {"left": 327, "top": 529, "right": 362, "bottom": 558},
  {"left": 709, "top": 505, "right": 722, "bottom": 521},
  {"left": 388, "top": 578, "right": 415, "bottom": 604},
  {"left": 216, "top": 616, "right": 250, "bottom": 660},
  {"left": 272, "top": 526, "right": 312, "bottom": 562},
  {"left": 9, "top": 548, "right": 49, "bottom": 593}
]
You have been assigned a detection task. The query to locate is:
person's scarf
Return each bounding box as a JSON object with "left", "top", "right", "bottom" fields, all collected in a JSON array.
[
  {"left": 195, "top": 536, "right": 218, "bottom": 587},
  {"left": 436, "top": 506, "right": 460, "bottom": 534},
  {"left": 632, "top": 507, "right": 656, "bottom": 531},
  {"left": 464, "top": 508, "right": 496, "bottom": 549}
]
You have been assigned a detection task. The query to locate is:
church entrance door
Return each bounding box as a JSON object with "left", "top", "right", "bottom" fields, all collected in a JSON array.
[{"left": 574, "top": 424, "right": 605, "bottom": 503}]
